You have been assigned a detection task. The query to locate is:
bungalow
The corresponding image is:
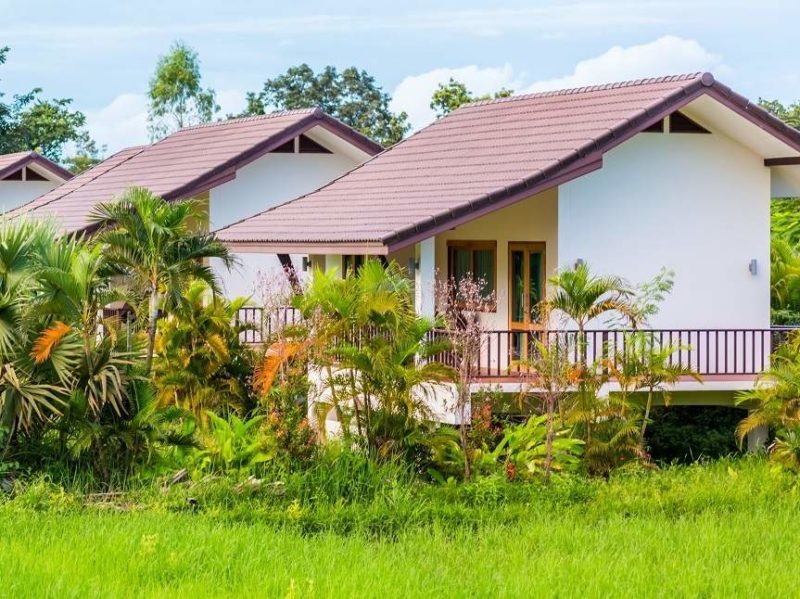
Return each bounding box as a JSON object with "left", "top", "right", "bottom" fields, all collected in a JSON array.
[
  {"left": 215, "top": 73, "right": 800, "bottom": 411},
  {"left": 0, "top": 151, "right": 73, "bottom": 211},
  {"left": 7, "top": 109, "right": 382, "bottom": 298}
]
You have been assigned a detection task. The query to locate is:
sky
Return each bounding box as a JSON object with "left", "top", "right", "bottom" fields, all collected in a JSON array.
[{"left": 2, "top": 1, "right": 798, "bottom": 154}]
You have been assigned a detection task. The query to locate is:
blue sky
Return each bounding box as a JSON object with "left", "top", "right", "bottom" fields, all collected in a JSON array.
[{"left": 3, "top": 1, "right": 797, "bottom": 153}]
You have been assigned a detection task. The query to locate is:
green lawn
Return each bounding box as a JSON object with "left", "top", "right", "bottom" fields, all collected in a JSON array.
[{"left": 1, "top": 460, "right": 798, "bottom": 598}]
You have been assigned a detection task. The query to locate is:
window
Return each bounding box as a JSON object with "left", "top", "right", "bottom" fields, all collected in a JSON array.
[
  {"left": 343, "top": 255, "right": 365, "bottom": 277},
  {"left": 447, "top": 241, "right": 497, "bottom": 302}
]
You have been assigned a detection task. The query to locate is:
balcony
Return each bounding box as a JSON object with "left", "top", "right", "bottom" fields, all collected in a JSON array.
[
  {"left": 235, "top": 307, "right": 798, "bottom": 384},
  {"left": 432, "top": 328, "right": 799, "bottom": 383}
]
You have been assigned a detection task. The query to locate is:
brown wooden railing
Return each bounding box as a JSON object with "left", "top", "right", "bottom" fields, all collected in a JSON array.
[{"left": 429, "top": 328, "right": 800, "bottom": 380}]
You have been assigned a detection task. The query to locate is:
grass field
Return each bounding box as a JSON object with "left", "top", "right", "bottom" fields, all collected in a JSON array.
[{"left": 1, "top": 459, "right": 798, "bottom": 598}]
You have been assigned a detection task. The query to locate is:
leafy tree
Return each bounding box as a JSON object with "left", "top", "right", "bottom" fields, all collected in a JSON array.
[
  {"left": 148, "top": 41, "right": 219, "bottom": 140},
  {"left": 90, "top": 187, "right": 237, "bottom": 375},
  {"left": 0, "top": 46, "right": 97, "bottom": 165},
  {"left": 430, "top": 78, "right": 513, "bottom": 118},
  {"left": 759, "top": 98, "right": 800, "bottom": 129},
  {"left": 244, "top": 64, "right": 409, "bottom": 146}
]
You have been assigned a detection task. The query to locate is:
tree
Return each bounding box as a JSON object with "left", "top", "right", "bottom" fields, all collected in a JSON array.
[
  {"left": 548, "top": 262, "right": 636, "bottom": 336},
  {"left": 0, "top": 46, "right": 97, "bottom": 164},
  {"left": 759, "top": 98, "right": 800, "bottom": 129},
  {"left": 435, "top": 274, "right": 495, "bottom": 479},
  {"left": 89, "top": 187, "right": 237, "bottom": 375},
  {"left": 244, "top": 64, "right": 409, "bottom": 147},
  {"left": 295, "top": 260, "right": 454, "bottom": 457},
  {"left": 430, "top": 78, "right": 513, "bottom": 118},
  {"left": 148, "top": 41, "right": 218, "bottom": 140}
]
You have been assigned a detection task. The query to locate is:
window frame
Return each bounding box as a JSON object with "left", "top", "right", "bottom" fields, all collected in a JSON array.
[{"left": 446, "top": 240, "right": 498, "bottom": 311}]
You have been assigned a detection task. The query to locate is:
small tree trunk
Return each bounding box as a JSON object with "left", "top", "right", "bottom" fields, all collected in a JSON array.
[
  {"left": 640, "top": 386, "right": 654, "bottom": 451},
  {"left": 459, "top": 382, "right": 471, "bottom": 480},
  {"left": 144, "top": 291, "right": 159, "bottom": 375},
  {"left": 543, "top": 394, "right": 555, "bottom": 480}
]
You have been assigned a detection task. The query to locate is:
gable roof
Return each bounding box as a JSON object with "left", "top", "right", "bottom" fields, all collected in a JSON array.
[
  {"left": 0, "top": 151, "right": 73, "bottom": 182},
  {"left": 215, "top": 73, "right": 800, "bottom": 255},
  {"left": 9, "top": 109, "right": 382, "bottom": 234}
]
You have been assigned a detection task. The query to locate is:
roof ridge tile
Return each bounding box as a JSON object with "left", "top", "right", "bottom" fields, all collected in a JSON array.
[
  {"left": 175, "top": 108, "right": 318, "bottom": 132},
  {"left": 461, "top": 72, "right": 706, "bottom": 109}
]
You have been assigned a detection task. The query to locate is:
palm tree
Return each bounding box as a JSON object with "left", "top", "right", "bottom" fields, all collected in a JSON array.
[
  {"left": 154, "top": 279, "right": 254, "bottom": 418},
  {"left": 89, "top": 187, "right": 237, "bottom": 374},
  {"left": 736, "top": 332, "right": 800, "bottom": 447},
  {"left": 606, "top": 332, "right": 701, "bottom": 454},
  {"left": 0, "top": 220, "right": 71, "bottom": 440},
  {"left": 547, "top": 262, "right": 636, "bottom": 335},
  {"left": 295, "top": 260, "right": 454, "bottom": 455}
]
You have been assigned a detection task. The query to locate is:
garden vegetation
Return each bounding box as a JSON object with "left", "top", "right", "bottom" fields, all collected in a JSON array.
[{"left": 2, "top": 187, "right": 800, "bottom": 596}]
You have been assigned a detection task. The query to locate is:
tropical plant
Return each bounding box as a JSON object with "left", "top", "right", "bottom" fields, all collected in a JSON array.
[
  {"left": 192, "top": 411, "right": 275, "bottom": 475},
  {"left": 547, "top": 262, "right": 636, "bottom": 335},
  {"left": 153, "top": 279, "right": 255, "bottom": 418},
  {"left": 295, "top": 260, "right": 455, "bottom": 457},
  {"left": 435, "top": 273, "right": 495, "bottom": 480},
  {"left": 736, "top": 332, "right": 800, "bottom": 449},
  {"left": 515, "top": 331, "right": 579, "bottom": 479},
  {"left": 606, "top": 333, "right": 701, "bottom": 453},
  {"left": 90, "top": 187, "right": 237, "bottom": 374},
  {"left": 488, "top": 414, "right": 583, "bottom": 480}
]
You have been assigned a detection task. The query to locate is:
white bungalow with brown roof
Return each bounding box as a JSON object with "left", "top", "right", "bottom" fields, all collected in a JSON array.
[
  {"left": 216, "top": 73, "right": 800, "bottom": 409},
  {"left": 8, "top": 109, "right": 382, "bottom": 298},
  {"left": 0, "top": 151, "right": 72, "bottom": 211}
]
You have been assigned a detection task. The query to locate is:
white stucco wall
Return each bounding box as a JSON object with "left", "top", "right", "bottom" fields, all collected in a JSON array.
[
  {"left": 558, "top": 129, "right": 771, "bottom": 329},
  {"left": 0, "top": 180, "right": 59, "bottom": 212},
  {"left": 209, "top": 150, "right": 361, "bottom": 300}
]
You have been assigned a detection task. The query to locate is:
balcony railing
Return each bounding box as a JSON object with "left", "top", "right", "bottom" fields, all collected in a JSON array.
[
  {"left": 235, "top": 306, "right": 302, "bottom": 344},
  {"left": 235, "top": 306, "right": 799, "bottom": 382},
  {"left": 430, "top": 328, "right": 800, "bottom": 381}
]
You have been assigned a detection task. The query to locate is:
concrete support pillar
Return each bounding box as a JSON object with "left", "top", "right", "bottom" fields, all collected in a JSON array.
[
  {"left": 746, "top": 422, "right": 769, "bottom": 453},
  {"left": 414, "top": 237, "right": 436, "bottom": 318}
]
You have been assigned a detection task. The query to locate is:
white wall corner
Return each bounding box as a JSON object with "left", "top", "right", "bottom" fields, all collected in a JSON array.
[{"left": 414, "top": 237, "right": 436, "bottom": 318}]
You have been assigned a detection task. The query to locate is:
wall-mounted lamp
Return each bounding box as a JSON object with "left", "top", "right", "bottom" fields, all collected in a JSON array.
[
  {"left": 574, "top": 258, "right": 585, "bottom": 269},
  {"left": 301, "top": 257, "right": 310, "bottom": 272},
  {"left": 749, "top": 259, "right": 758, "bottom": 276},
  {"left": 407, "top": 257, "right": 419, "bottom": 274}
]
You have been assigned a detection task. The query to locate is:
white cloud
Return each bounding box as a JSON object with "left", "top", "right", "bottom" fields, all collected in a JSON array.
[
  {"left": 84, "top": 93, "right": 149, "bottom": 154},
  {"left": 523, "top": 36, "right": 728, "bottom": 93},
  {"left": 391, "top": 37, "right": 728, "bottom": 132},
  {"left": 391, "top": 64, "right": 522, "bottom": 129},
  {"left": 3, "top": 4, "right": 669, "bottom": 46}
]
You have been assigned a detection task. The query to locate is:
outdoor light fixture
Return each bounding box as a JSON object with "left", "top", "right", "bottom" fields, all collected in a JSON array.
[
  {"left": 575, "top": 258, "right": 585, "bottom": 268},
  {"left": 749, "top": 259, "right": 758, "bottom": 275},
  {"left": 407, "top": 258, "right": 419, "bottom": 273}
]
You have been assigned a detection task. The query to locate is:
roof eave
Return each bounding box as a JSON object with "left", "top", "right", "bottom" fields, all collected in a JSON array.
[{"left": 222, "top": 240, "right": 389, "bottom": 255}]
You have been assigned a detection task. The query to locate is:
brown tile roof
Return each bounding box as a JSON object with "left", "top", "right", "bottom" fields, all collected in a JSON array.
[
  {"left": 10, "top": 109, "right": 382, "bottom": 234},
  {"left": 0, "top": 151, "right": 73, "bottom": 181},
  {"left": 215, "top": 73, "right": 800, "bottom": 253}
]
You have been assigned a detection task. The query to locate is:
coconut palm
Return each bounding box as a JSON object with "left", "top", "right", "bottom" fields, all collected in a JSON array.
[{"left": 89, "top": 187, "right": 237, "bottom": 374}]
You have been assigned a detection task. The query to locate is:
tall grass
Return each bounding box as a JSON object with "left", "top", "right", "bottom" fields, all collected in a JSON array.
[{"left": 1, "top": 458, "right": 798, "bottom": 597}]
